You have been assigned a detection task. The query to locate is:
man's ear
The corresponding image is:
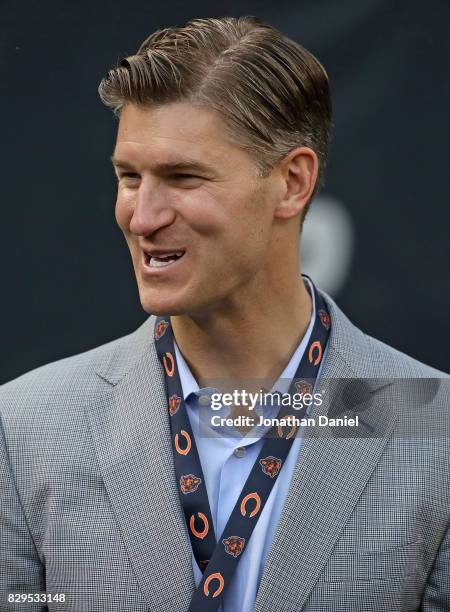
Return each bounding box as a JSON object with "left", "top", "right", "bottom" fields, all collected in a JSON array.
[{"left": 274, "top": 147, "right": 318, "bottom": 220}]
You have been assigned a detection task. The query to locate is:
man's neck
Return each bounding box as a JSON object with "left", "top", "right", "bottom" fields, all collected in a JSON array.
[{"left": 170, "top": 276, "right": 313, "bottom": 391}]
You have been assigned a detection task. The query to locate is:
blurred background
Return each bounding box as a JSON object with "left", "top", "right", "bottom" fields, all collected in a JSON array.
[{"left": 1, "top": 0, "right": 448, "bottom": 384}]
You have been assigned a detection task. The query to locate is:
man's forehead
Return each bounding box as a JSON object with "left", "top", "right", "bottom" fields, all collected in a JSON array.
[
  {"left": 116, "top": 102, "right": 229, "bottom": 145},
  {"left": 113, "top": 102, "right": 233, "bottom": 168}
]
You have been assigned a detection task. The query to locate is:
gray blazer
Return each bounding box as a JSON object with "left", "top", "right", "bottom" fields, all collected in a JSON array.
[{"left": 1, "top": 290, "right": 449, "bottom": 612}]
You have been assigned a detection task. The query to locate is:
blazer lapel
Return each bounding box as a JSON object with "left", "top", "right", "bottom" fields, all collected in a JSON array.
[
  {"left": 85, "top": 318, "right": 195, "bottom": 612},
  {"left": 253, "top": 292, "right": 398, "bottom": 612}
]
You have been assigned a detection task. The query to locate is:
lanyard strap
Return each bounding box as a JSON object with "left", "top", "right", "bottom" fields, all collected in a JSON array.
[{"left": 154, "top": 278, "right": 331, "bottom": 611}]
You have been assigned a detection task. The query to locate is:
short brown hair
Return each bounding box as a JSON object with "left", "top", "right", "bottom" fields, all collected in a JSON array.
[{"left": 98, "top": 16, "right": 332, "bottom": 220}]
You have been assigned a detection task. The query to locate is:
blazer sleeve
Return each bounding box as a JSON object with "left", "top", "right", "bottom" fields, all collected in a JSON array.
[
  {"left": 0, "top": 414, "right": 47, "bottom": 612},
  {"left": 420, "top": 523, "right": 450, "bottom": 611}
]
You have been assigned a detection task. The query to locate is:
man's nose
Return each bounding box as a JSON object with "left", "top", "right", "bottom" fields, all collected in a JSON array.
[{"left": 129, "top": 178, "right": 176, "bottom": 236}]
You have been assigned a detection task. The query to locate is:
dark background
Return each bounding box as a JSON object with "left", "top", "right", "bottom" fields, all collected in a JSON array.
[{"left": 1, "top": 0, "right": 448, "bottom": 384}]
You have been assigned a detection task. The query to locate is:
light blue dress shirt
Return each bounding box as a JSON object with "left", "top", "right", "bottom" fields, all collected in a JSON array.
[{"left": 173, "top": 278, "right": 327, "bottom": 612}]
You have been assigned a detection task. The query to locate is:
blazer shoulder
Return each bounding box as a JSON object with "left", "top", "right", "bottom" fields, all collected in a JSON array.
[
  {"left": 0, "top": 316, "right": 155, "bottom": 420},
  {"left": 363, "top": 332, "right": 449, "bottom": 379}
]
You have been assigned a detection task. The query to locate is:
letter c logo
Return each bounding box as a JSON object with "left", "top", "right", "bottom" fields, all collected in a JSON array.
[
  {"left": 163, "top": 351, "right": 175, "bottom": 376},
  {"left": 203, "top": 572, "right": 224, "bottom": 598},
  {"left": 175, "top": 430, "right": 191, "bottom": 455},
  {"left": 190, "top": 512, "right": 209, "bottom": 540},
  {"left": 308, "top": 341, "right": 322, "bottom": 366},
  {"left": 240, "top": 492, "right": 261, "bottom": 518}
]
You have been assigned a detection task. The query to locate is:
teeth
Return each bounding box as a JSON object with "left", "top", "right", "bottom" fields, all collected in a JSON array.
[
  {"left": 155, "top": 251, "right": 183, "bottom": 258},
  {"left": 149, "top": 257, "right": 177, "bottom": 268},
  {"left": 145, "top": 250, "right": 184, "bottom": 268}
]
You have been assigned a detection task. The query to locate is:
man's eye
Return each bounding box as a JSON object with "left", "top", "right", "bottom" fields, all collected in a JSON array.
[
  {"left": 120, "top": 172, "right": 139, "bottom": 179},
  {"left": 173, "top": 174, "right": 199, "bottom": 179},
  {"left": 170, "top": 174, "right": 204, "bottom": 186}
]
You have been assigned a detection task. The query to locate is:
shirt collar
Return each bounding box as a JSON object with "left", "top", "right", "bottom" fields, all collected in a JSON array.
[
  {"left": 173, "top": 341, "right": 200, "bottom": 400},
  {"left": 173, "top": 275, "right": 317, "bottom": 402}
]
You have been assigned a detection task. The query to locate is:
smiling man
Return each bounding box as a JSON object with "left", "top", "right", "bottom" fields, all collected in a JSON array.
[
  {"left": 1, "top": 16, "right": 449, "bottom": 612},
  {"left": 111, "top": 100, "right": 315, "bottom": 390}
]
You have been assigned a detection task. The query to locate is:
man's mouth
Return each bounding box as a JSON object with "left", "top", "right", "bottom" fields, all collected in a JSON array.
[{"left": 143, "top": 250, "right": 186, "bottom": 268}]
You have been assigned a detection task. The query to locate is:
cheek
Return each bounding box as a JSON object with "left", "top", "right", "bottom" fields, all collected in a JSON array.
[
  {"left": 115, "top": 191, "right": 134, "bottom": 232},
  {"left": 177, "top": 190, "right": 224, "bottom": 235}
]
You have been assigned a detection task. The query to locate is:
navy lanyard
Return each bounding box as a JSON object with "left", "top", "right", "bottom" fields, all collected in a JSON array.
[{"left": 154, "top": 278, "right": 331, "bottom": 611}]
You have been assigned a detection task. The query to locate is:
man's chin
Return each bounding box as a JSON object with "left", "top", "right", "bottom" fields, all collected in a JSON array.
[{"left": 139, "top": 294, "right": 191, "bottom": 317}]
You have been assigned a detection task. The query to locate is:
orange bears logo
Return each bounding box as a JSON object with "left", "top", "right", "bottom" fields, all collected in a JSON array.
[
  {"left": 259, "top": 456, "right": 282, "bottom": 478},
  {"left": 169, "top": 394, "right": 181, "bottom": 416},
  {"left": 180, "top": 474, "right": 202, "bottom": 494},
  {"left": 277, "top": 416, "right": 297, "bottom": 440},
  {"left": 222, "top": 536, "right": 246, "bottom": 558},
  {"left": 318, "top": 309, "right": 331, "bottom": 330},
  {"left": 295, "top": 380, "right": 312, "bottom": 396},
  {"left": 154, "top": 319, "right": 169, "bottom": 340}
]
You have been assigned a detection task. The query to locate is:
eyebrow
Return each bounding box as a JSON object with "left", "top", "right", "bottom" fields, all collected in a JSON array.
[{"left": 110, "top": 155, "right": 217, "bottom": 175}]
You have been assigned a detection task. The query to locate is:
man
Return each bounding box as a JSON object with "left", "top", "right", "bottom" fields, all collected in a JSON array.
[{"left": 0, "top": 16, "right": 448, "bottom": 612}]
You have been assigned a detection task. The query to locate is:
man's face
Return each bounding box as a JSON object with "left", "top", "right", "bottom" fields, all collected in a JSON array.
[{"left": 113, "top": 101, "right": 285, "bottom": 317}]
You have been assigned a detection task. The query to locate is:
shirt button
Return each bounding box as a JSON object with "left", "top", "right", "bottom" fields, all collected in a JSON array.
[
  {"left": 198, "top": 394, "right": 211, "bottom": 406},
  {"left": 234, "top": 446, "right": 246, "bottom": 458}
]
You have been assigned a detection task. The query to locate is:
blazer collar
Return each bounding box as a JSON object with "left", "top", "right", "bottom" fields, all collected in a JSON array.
[
  {"left": 253, "top": 290, "right": 398, "bottom": 611},
  {"left": 94, "top": 287, "right": 388, "bottom": 387},
  {"left": 86, "top": 322, "right": 196, "bottom": 612}
]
